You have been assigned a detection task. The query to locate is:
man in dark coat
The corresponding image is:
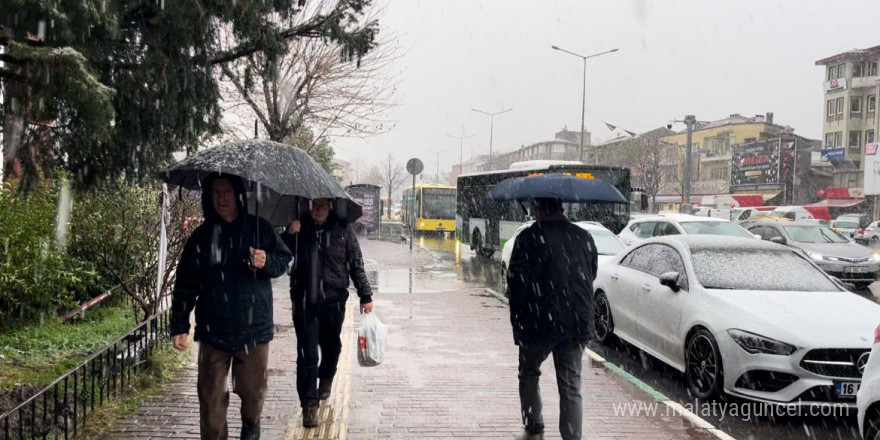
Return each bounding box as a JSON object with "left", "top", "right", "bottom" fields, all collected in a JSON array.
[
  {"left": 507, "top": 198, "right": 598, "bottom": 440},
  {"left": 282, "top": 198, "right": 373, "bottom": 428},
  {"left": 170, "top": 173, "right": 292, "bottom": 440}
]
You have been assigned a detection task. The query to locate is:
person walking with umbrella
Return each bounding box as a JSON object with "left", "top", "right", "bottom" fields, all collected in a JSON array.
[
  {"left": 508, "top": 197, "right": 598, "bottom": 440},
  {"left": 169, "top": 173, "right": 293, "bottom": 440},
  {"left": 282, "top": 198, "right": 373, "bottom": 428}
]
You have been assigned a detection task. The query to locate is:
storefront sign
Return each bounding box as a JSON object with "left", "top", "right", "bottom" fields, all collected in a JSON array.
[{"left": 731, "top": 140, "right": 780, "bottom": 186}]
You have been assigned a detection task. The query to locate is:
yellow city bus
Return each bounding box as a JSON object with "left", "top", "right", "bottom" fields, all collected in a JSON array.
[{"left": 401, "top": 183, "right": 456, "bottom": 234}]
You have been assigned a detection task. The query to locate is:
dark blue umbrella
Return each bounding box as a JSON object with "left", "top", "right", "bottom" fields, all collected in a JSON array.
[{"left": 485, "top": 173, "right": 627, "bottom": 203}]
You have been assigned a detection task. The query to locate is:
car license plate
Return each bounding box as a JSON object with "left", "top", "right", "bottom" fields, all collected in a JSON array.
[
  {"left": 846, "top": 266, "right": 870, "bottom": 273},
  {"left": 835, "top": 382, "right": 860, "bottom": 397}
]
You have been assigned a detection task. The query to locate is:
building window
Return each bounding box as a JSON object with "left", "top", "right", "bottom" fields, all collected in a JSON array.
[
  {"left": 853, "top": 62, "right": 865, "bottom": 78},
  {"left": 710, "top": 168, "right": 728, "bottom": 180},
  {"left": 836, "top": 97, "right": 845, "bottom": 117},
  {"left": 870, "top": 61, "right": 878, "bottom": 77},
  {"left": 851, "top": 97, "right": 863, "bottom": 116},
  {"left": 827, "top": 66, "right": 834, "bottom": 81},
  {"left": 827, "top": 99, "right": 835, "bottom": 118},
  {"left": 834, "top": 132, "right": 843, "bottom": 147},
  {"left": 825, "top": 133, "right": 834, "bottom": 147},
  {"left": 849, "top": 131, "right": 861, "bottom": 149},
  {"left": 838, "top": 63, "right": 846, "bottom": 78},
  {"left": 869, "top": 95, "right": 877, "bottom": 113},
  {"left": 868, "top": 130, "right": 876, "bottom": 145}
]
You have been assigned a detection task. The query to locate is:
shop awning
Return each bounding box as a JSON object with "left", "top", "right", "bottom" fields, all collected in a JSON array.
[{"left": 807, "top": 198, "right": 865, "bottom": 208}]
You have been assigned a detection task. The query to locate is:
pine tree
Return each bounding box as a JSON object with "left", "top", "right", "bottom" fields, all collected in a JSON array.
[{"left": 0, "top": 0, "right": 377, "bottom": 189}]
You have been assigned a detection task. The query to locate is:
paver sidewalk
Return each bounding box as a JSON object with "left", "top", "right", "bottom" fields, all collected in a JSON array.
[{"left": 112, "top": 238, "right": 719, "bottom": 439}]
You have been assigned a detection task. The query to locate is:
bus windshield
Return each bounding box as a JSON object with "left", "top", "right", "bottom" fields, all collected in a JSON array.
[{"left": 422, "top": 189, "right": 456, "bottom": 219}]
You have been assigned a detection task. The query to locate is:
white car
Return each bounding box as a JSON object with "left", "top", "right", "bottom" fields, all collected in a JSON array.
[
  {"left": 858, "top": 324, "right": 880, "bottom": 439},
  {"left": 594, "top": 235, "right": 880, "bottom": 406},
  {"left": 500, "top": 220, "right": 625, "bottom": 296},
  {"left": 616, "top": 214, "right": 756, "bottom": 246}
]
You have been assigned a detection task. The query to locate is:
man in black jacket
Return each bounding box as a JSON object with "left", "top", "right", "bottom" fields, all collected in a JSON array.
[
  {"left": 170, "top": 173, "right": 292, "bottom": 440},
  {"left": 282, "top": 198, "right": 373, "bottom": 428},
  {"left": 508, "top": 198, "right": 598, "bottom": 440}
]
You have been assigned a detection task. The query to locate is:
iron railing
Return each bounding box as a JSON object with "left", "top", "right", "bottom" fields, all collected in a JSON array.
[{"left": 0, "top": 309, "right": 171, "bottom": 439}]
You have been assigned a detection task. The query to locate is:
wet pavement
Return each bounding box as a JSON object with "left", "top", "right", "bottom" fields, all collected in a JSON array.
[{"left": 413, "top": 235, "right": 880, "bottom": 440}]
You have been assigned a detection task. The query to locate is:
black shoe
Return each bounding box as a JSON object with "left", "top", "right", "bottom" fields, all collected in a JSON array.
[
  {"left": 318, "top": 377, "right": 334, "bottom": 400},
  {"left": 302, "top": 404, "right": 319, "bottom": 428},
  {"left": 240, "top": 422, "right": 260, "bottom": 440},
  {"left": 514, "top": 430, "right": 543, "bottom": 440}
]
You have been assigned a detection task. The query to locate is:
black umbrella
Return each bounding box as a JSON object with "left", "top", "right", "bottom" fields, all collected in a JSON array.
[
  {"left": 159, "top": 139, "right": 362, "bottom": 226},
  {"left": 485, "top": 173, "right": 627, "bottom": 204}
]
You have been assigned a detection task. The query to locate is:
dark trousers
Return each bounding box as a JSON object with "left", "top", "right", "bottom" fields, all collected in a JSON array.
[
  {"left": 518, "top": 338, "right": 585, "bottom": 440},
  {"left": 293, "top": 298, "right": 346, "bottom": 407},
  {"left": 197, "top": 342, "right": 270, "bottom": 440}
]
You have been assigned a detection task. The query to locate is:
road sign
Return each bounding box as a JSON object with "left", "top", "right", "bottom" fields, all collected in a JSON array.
[{"left": 406, "top": 158, "right": 424, "bottom": 176}]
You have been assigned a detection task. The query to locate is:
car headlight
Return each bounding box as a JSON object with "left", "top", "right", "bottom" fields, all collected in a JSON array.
[
  {"left": 807, "top": 251, "right": 824, "bottom": 261},
  {"left": 871, "top": 253, "right": 880, "bottom": 263},
  {"left": 727, "top": 329, "right": 797, "bottom": 356}
]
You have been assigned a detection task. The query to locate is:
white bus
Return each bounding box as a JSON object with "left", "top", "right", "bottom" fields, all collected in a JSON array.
[{"left": 455, "top": 161, "right": 635, "bottom": 258}]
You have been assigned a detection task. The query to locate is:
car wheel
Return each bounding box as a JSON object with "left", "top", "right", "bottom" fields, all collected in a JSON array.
[
  {"left": 685, "top": 328, "right": 724, "bottom": 400},
  {"left": 593, "top": 291, "right": 614, "bottom": 343}
]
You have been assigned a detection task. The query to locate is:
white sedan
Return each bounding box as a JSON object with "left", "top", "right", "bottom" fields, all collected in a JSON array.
[
  {"left": 617, "top": 213, "right": 757, "bottom": 246},
  {"left": 500, "top": 220, "right": 625, "bottom": 296},
  {"left": 594, "top": 235, "right": 880, "bottom": 406},
  {"left": 858, "top": 324, "right": 880, "bottom": 439}
]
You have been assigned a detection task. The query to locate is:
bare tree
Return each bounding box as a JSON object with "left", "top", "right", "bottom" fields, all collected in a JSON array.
[
  {"left": 218, "top": 0, "right": 397, "bottom": 148},
  {"left": 604, "top": 134, "right": 681, "bottom": 211},
  {"left": 367, "top": 153, "right": 406, "bottom": 217}
]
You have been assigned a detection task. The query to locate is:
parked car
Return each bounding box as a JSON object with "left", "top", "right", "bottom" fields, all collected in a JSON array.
[
  {"left": 730, "top": 207, "right": 766, "bottom": 223},
  {"left": 499, "top": 220, "right": 625, "bottom": 296},
  {"left": 858, "top": 323, "right": 880, "bottom": 439},
  {"left": 857, "top": 221, "right": 880, "bottom": 246},
  {"left": 768, "top": 206, "right": 822, "bottom": 221},
  {"left": 617, "top": 214, "right": 756, "bottom": 246},
  {"left": 839, "top": 213, "right": 871, "bottom": 229},
  {"left": 593, "top": 235, "right": 880, "bottom": 405},
  {"left": 746, "top": 221, "right": 880, "bottom": 289},
  {"left": 831, "top": 219, "right": 862, "bottom": 239}
]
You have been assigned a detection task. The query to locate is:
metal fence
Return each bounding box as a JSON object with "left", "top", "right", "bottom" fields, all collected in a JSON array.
[{"left": 0, "top": 309, "right": 171, "bottom": 440}]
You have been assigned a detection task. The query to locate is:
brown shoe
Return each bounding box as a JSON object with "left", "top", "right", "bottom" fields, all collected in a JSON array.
[
  {"left": 318, "top": 377, "right": 333, "bottom": 400},
  {"left": 302, "top": 405, "right": 319, "bottom": 428}
]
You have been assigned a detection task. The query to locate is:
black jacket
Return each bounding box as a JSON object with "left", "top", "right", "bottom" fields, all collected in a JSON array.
[
  {"left": 282, "top": 214, "right": 372, "bottom": 307},
  {"left": 169, "top": 174, "right": 292, "bottom": 351},
  {"left": 508, "top": 219, "right": 598, "bottom": 345}
]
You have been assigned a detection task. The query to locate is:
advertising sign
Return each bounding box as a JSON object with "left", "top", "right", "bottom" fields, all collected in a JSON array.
[
  {"left": 731, "top": 140, "right": 780, "bottom": 186},
  {"left": 824, "top": 78, "right": 848, "bottom": 93},
  {"left": 821, "top": 147, "right": 845, "bottom": 163},
  {"left": 865, "top": 143, "right": 880, "bottom": 195},
  {"left": 345, "top": 184, "right": 382, "bottom": 232}
]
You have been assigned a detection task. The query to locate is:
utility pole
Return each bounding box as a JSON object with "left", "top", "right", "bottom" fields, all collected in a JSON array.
[
  {"left": 472, "top": 108, "right": 513, "bottom": 170},
  {"left": 447, "top": 134, "right": 476, "bottom": 175},
  {"left": 670, "top": 115, "right": 697, "bottom": 213},
  {"left": 551, "top": 45, "right": 619, "bottom": 164},
  {"left": 426, "top": 149, "right": 446, "bottom": 183}
]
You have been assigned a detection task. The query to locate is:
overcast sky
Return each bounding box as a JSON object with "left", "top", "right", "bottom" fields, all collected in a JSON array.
[{"left": 332, "top": 0, "right": 880, "bottom": 177}]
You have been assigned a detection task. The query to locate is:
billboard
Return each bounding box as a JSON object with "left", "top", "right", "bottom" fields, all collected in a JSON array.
[
  {"left": 731, "top": 140, "right": 780, "bottom": 186},
  {"left": 345, "top": 184, "right": 382, "bottom": 232},
  {"left": 821, "top": 147, "right": 845, "bottom": 162},
  {"left": 865, "top": 143, "right": 880, "bottom": 195}
]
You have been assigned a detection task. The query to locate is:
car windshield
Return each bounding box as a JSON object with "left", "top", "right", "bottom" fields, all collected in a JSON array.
[
  {"left": 769, "top": 211, "right": 796, "bottom": 220},
  {"left": 589, "top": 229, "right": 625, "bottom": 255},
  {"left": 781, "top": 225, "right": 850, "bottom": 243},
  {"left": 833, "top": 221, "right": 859, "bottom": 229},
  {"left": 692, "top": 249, "right": 840, "bottom": 291},
  {"left": 678, "top": 221, "right": 754, "bottom": 238}
]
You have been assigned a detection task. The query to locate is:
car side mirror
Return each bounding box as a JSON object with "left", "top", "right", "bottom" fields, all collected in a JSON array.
[
  {"left": 770, "top": 236, "right": 786, "bottom": 245},
  {"left": 659, "top": 271, "right": 681, "bottom": 292}
]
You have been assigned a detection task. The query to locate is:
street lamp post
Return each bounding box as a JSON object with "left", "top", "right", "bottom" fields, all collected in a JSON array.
[
  {"left": 447, "top": 134, "right": 476, "bottom": 174},
  {"left": 669, "top": 115, "right": 697, "bottom": 213},
  {"left": 551, "top": 45, "right": 619, "bottom": 164},
  {"left": 471, "top": 108, "right": 513, "bottom": 170},
  {"left": 426, "top": 148, "right": 447, "bottom": 183}
]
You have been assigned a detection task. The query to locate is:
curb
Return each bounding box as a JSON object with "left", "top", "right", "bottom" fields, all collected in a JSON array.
[{"left": 484, "top": 288, "right": 735, "bottom": 440}]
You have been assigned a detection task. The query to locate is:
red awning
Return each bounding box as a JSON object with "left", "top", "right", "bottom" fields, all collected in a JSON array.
[{"left": 807, "top": 198, "right": 865, "bottom": 208}]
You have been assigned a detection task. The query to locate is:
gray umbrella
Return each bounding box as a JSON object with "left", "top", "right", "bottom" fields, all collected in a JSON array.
[{"left": 159, "top": 139, "right": 362, "bottom": 225}]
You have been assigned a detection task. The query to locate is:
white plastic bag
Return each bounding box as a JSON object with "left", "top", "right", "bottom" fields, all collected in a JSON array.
[{"left": 357, "top": 312, "right": 387, "bottom": 367}]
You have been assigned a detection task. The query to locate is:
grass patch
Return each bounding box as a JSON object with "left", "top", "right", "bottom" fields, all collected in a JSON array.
[
  {"left": 0, "top": 306, "right": 137, "bottom": 390},
  {"left": 78, "top": 343, "right": 189, "bottom": 439}
]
